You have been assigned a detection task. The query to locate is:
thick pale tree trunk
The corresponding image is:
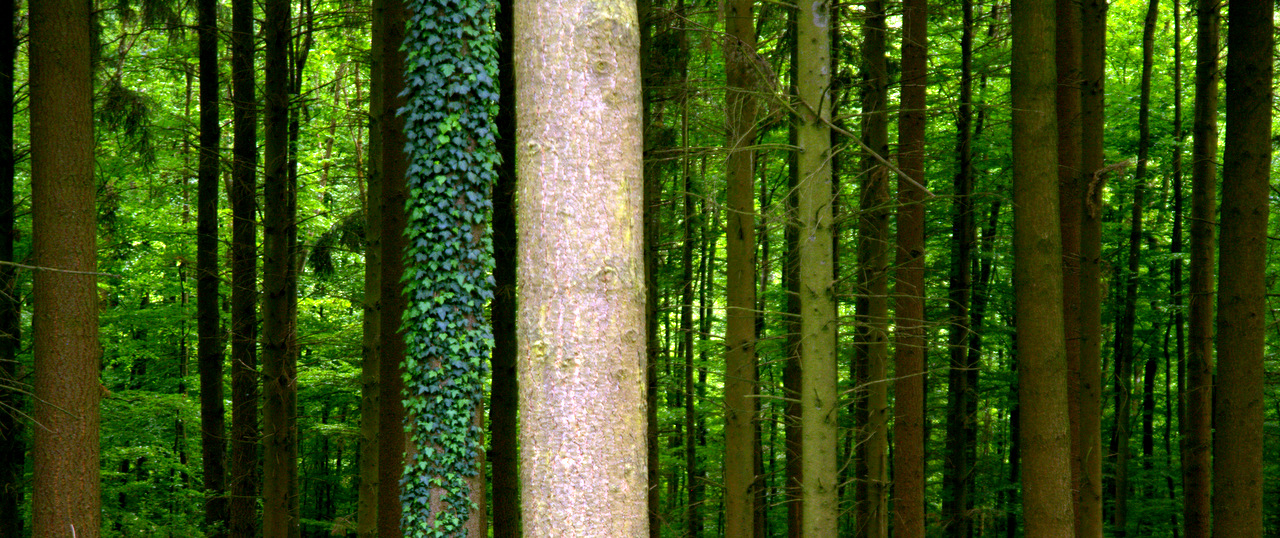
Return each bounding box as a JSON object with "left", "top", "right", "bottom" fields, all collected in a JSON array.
[
  {"left": 1010, "top": 1, "right": 1074, "bottom": 536},
  {"left": 723, "top": 0, "right": 759, "bottom": 533},
  {"left": 796, "top": 0, "right": 837, "bottom": 533},
  {"left": 30, "top": 1, "right": 100, "bottom": 536},
  {"left": 1185, "top": 1, "right": 1218, "bottom": 535},
  {"left": 1212, "top": 0, "right": 1271, "bottom": 534},
  {"left": 514, "top": 0, "right": 648, "bottom": 533},
  {"left": 892, "top": 0, "right": 927, "bottom": 534}
]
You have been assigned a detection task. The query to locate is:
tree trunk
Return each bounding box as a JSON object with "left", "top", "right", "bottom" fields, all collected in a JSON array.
[
  {"left": 1077, "top": 0, "right": 1106, "bottom": 534},
  {"left": 1169, "top": 0, "right": 1185, "bottom": 534},
  {"left": 796, "top": 0, "right": 836, "bottom": 532},
  {"left": 892, "top": 0, "right": 926, "bottom": 534},
  {"left": 513, "top": 0, "right": 648, "bottom": 532},
  {"left": 197, "top": 0, "right": 228, "bottom": 533},
  {"left": 784, "top": 11, "right": 803, "bottom": 536},
  {"left": 724, "top": 0, "right": 759, "bottom": 532},
  {"left": 1212, "top": 0, "right": 1271, "bottom": 534},
  {"left": 492, "top": 0, "right": 520, "bottom": 532},
  {"left": 359, "top": 0, "right": 386, "bottom": 528},
  {"left": 229, "top": 0, "right": 260, "bottom": 534},
  {"left": 0, "top": 0, "right": 21, "bottom": 534},
  {"left": 1185, "top": 0, "right": 1218, "bottom": 534},
  {"left": 946, "top": 3, "right": 975, "bottom": 536},
  {"left": 855, "top": 2, "right": 889, "bottom": 536},
  {"left": 1010, "top": 0, "right": 1074, "bottom": 536},
  {"left": 30, "top": 1, "right": 100, "bottom": 536}
]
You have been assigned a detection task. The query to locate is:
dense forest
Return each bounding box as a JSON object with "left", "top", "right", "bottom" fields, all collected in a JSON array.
[{"left": 0, "top": 0, "right": 1277, "bottom": 536}]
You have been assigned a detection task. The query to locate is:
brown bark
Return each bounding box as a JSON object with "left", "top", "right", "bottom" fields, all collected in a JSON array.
[
  {"left": 892, "top": 0, "right": 926, "bottom": 534},
  {"left": 724, "top": 0, "right": 759, "bottom": 532},
  {"left": 229, "top": 0, "right": 259, "bottom": 534},
  {"left": 1077, "top": 0, "right": 1106, "bottom": 534},
  {"left": 1010, "top": 0, "right": 1074, "bottom": 536},
  {"left": 1212, "top": 0, "right": 1271, "bottom": 534},
  {"left": 784, "top": 12, "right": 802, "bottom": 536},
  {"left": 359, "top": 2, "right": 386, "bottom": 529},
  {"left": 514, "top": 0, "right": 648, "bottom": 531},
  {"left": 855, "top": 2, "right": 889, "bottom": 536},
  {"left": 197, "top": 0, "right": 227, "bottom": 533},
  {"left": 30, "top": 1, "right": 100, "bottom": 536},
  {"left": 1184, "top": 0, "right": 1218, "bottom": 535}
]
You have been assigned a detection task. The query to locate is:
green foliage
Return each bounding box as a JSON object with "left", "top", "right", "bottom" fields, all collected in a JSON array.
[{"left": 398, "top": 0, "right": 499, "bottom": 534}]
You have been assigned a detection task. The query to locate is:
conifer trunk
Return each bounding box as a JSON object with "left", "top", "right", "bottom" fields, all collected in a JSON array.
[
  {"left": 513, "top": 0, "right": 648, "bottom": 532},
  {"left": 1212, "top": 0, "right": 1271, "bottom": 533},
  {"left": 1010, "top": 0, "right": 1074, "bottom": 535},
  {"left": 30, "top": 1, "right": 100, "bottom": 536}
]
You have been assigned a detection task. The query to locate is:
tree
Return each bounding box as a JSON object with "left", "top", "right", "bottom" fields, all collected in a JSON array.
[
  {"left": 1010, "top": 0, "right": 1074, "bottom": 536},
  {"left": 30, "top": 0, "right": 100, "bottom": 536},
  {"left": 723, "top": 0, "right": 759, "bottom": 532},
  {"left": 796, "top": 0, "right": 836, "bottom": 532},
  {"left": 1185, "top": 0, "right": 1218, "bottom": 534},
  {"left": 196, "top": 0, "right": 227, "bottom": 534},
  {"left": 229, "top": 0, "right": 260, "bottom": 534},
  {"left": 1212, "top": 0, "right": 1271, "bottom": 534},
  {"left": 513, "top": 0, "right": 648, "bottom": 532},
  {"left": 492, "top": 0, "right": 520, "bottom": 533},
  {"left": 892, "top": 0, "right": 927, "bottom": 534}
]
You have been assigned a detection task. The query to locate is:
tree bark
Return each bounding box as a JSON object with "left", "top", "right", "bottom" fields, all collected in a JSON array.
[
  {"left": 197, "top": 0, "right": 227, "bottom": 533},
  {"left": 724, "top": 0, "right": 759, "bottom": 532},
  {"left": 30, "top": 1, "right": 100, "bottom": 536},
  {"left": 229, "top": 0, "right": 260, "bottom": 534},
  {"left": 892, "top": 0, "right": 926, "bottom": 534},
  {"left": 1212, "top": 0, "right": 1271, "bottom": 534},
  {"left": 514, "top": 0, "right": 648, "bottom": 532},
  {"left": 796, "top": 0, "right": 837, "bottom": 532},
  {"left": 1010, "top": 1, "right": 1074, "bottom": 536},
  {"left": 1185, "top": 0, "right": 1218, "bottom": 534},
  {"left": 1077, "top": 0, "right": 1106, "bottom": 534}
]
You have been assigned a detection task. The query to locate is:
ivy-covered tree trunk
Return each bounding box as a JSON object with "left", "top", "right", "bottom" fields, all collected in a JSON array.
[
  {"left": 196, "top": 0, "right": 227, "bottom": 533},
  {"left": 796, "top": 0, "right": 836, "bottom": 532},
  {"left": 723, "top": 0, "right": 758, "bottom": 532},
  {"left": 1212, "top": 0, "right": 1271, "bottom": 533},
  {"left": 30, "top": 1, "right": 100, "bottom": 536},
  {"left": 514, "top": 0, "right": 648, "bottom": 533},
  {"left": 229, "top": 0, "right": 260, "bottom": 533},
  {"left": 0, "top": 0, "right": 21, "bottom": 534},
  {"left": 1185, "top": 0, "right": 1218, "bottom": 535},
  {"left": 892, "top": 0, "right": 926, "bottom": 534},
  {"left": 1010, "top": 0, "right": 1074, "bottom": 536}
]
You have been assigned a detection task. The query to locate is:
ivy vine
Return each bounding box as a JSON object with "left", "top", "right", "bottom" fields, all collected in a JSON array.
[{"left": 398, "top": 0, "right": 499, "bottom": 533}]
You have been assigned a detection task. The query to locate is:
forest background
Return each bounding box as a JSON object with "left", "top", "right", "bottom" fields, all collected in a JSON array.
[{"left": 0, "top": 0, "right": 1277, "bottom": 536}]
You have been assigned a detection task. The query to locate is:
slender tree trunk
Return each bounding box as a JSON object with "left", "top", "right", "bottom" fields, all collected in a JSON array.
[
  {"left": 946, "top": 4, "right": 976, "bottom": 537},
  {"left": 1077, "top": 0, "right": 1106, "bottom": 533},
  {"left": 492, "top": 0, "right": 520, "bottom": 532},
  {"left": 1212, "top": 0, "right": 1271, "bottom": 534},
  {"left": 0, "top": 0, "right": 21, "bottom": 534},
  {"left": 30, "top": 1, "right": 100, "bottom": 536},
  {"left": 359, "top": 0, "right": 386, "bottom": 528},
  {"left": 1169, "top": 0, "right": 1185, "bottom": 534},
  {"left": 514, "top": 0, "right": 648, "bottom": 532},
  {"left": 724, "top": 0, "right": 759, "bottom": 532},
  {"left": 1010, "top": 1, "right": 1074, "bottom": 536},
  {"left": 893, "top": 0, "right": 926, "bottom": 534},
  {"left": 229, "top": 0, "right": 260, "bottom": 534},
  {"left": 1054, "top": 0, "right": 1084, "bottom": 528},
  {"left": 797, "top": 0, "right": 836, "bottom": 532},
  {"left": 784, "top": 11, "right": 803, "bottom": 536},
  {"left": 197, "top": 0, "right": 227, "bottom": 533},
  {"left": 1185, "top": 0, "right": 1218, "bottom": 534},
  {"left": 855, "top": 2, "right": 889, "bottom": 536}
]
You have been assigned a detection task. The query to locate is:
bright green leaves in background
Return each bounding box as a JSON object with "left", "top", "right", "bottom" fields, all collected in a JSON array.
[{"left": 398, "top": 0, "right": 499, "bottom": 534}]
